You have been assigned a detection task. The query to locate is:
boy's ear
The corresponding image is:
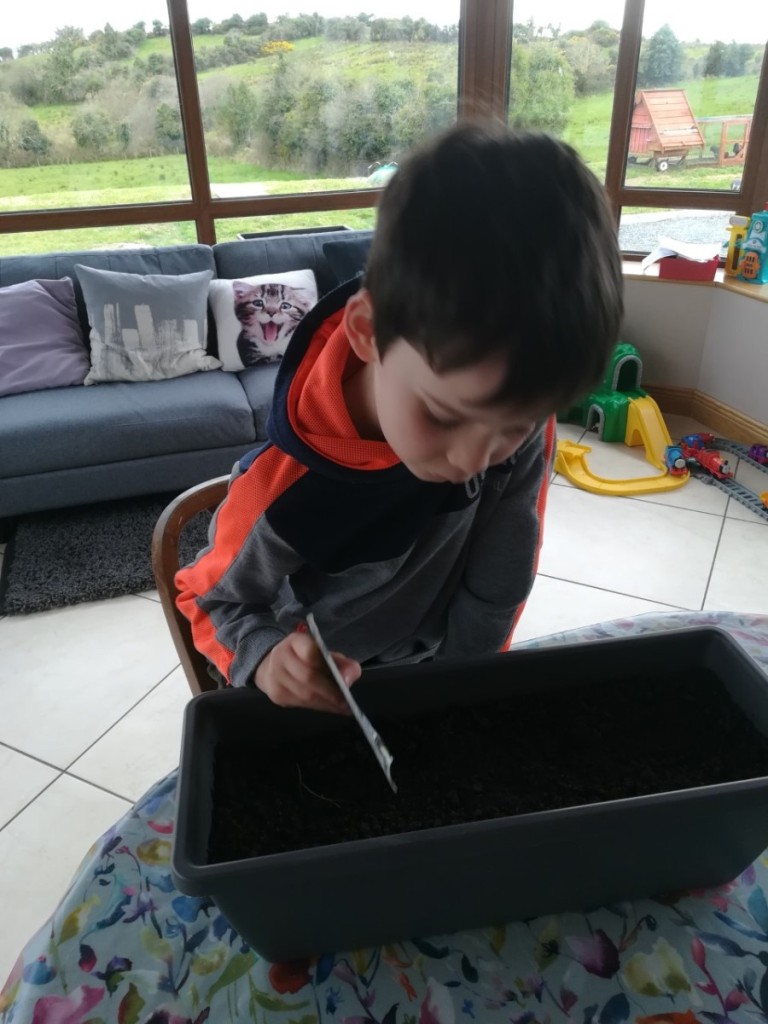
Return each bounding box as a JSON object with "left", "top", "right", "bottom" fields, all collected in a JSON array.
[{"left": 343, "top": 288, "right": 378, "bottom": 364}]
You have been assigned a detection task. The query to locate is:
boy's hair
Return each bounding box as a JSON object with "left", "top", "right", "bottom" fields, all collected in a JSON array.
[{"left": 364, "top": 121, "right": 623, "bottom": 411}]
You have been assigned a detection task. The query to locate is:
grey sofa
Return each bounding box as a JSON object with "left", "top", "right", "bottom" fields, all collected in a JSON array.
[{"left": 0, "top": 228, "right": 372, "bottom": 523}]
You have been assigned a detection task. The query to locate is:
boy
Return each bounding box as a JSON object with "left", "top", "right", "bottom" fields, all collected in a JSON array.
[{"left": 176, "top": 121, "right": 623, "bottom": 714}]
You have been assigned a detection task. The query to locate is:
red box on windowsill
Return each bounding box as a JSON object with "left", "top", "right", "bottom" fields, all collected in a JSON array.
[{"left": 658, "top": 255, "right": 719, "bottom": 281}]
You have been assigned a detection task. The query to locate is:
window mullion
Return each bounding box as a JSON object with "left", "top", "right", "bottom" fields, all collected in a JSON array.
[
  {"left": 735, "top": 44, "right": 768, "bottom": 218},
  {"left": 605, "top": 0, "right": 645, "bottom": 223},
  {"left": 167, "top": 0, "right": 215, "bottom": 244},
  {"left": 459, "top": 0, "right": 512, "bottom": 120}
]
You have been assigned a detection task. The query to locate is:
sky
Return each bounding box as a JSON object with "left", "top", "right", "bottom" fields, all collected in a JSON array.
[{"left": 2, "top": 1, "right": 766, "bottom": 52}]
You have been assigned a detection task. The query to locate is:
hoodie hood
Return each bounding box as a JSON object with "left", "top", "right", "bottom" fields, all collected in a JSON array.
[{"left": 267, "top": 280, "right": 403, "bottom": 479}]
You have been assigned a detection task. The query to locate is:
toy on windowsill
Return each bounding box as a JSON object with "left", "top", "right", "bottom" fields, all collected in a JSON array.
[
  {"left": 725, "top": 215, "right": 751, "bottom": 277},
  {"left": 737, "top": 206, "right": 768, "bottom": 284}
]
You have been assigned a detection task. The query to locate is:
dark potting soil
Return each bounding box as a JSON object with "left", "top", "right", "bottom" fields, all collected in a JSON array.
[{"left": 208, "top": 668, "right": 768, "bottom": 862}]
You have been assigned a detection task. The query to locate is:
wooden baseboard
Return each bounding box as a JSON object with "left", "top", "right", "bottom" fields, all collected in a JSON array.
[
  {"left": 644, "top": 384, "right": 693, "bottom": 417},
  {"left": 645, "top": 384, "right": 768, "bottom": 445}
]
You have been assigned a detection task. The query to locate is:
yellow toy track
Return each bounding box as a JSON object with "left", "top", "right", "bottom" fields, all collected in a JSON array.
[{"left": 555, "top": 440, "right": 690, "bottom": 495}]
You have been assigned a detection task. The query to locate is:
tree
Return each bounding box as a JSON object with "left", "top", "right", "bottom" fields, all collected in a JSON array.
[
  {"left": 18, "top": 118, "right": 51, "bottom": 161},
  {"left": 124, "top": 22, "right": 147, "bottom": 46},
  {"left": 0, "top": 47, "right": 13, "bottom": 61},
  {"left": 42, "top": 26, "right": 86, "bottom": 103},
  {"left": 155, "top": 102, "right": 183, "bottom": 151},
  {"left": 244, "top": 14, "right": 268, "bottom": 36},
  {"left": 509, "top": 41, "right": 574, "bottom": 134},
  {"left": 98, "top": 23, "right": 132, "bottom": 60},
  {"left": 151, "top": 20, "right": 168, "bottom": 38},
  {"left": 0, "top": 121, "right": 12, "bottom": 165},
  {"left": 147, "top": 52, "right": 174, "bottom": 75},
  {"left": 564, "top": 36, "right": 615, "bottom": 96},
  {"left": 115, "top": 121, "right": 131, "bottom": 149},
  {"left": 704, "top": 40, "right": 726, "bottom": 77},
  {"left": 257, "top": 54, "right": 298, "bottom": 159},
  {"left": 217, "top": 81, "right": 259, "bottom": 147},
  {"left": 72, "top": 110, "right": 113, "bottom": 151},
  {"left": 215, "top": 14, "right": 245, "bottom": 33},
  {"left": 723, "top": 42, "right": 750, "bottom": 77},
  {"left": 191, "top": 18, "right": 213, "bottom": 36},
  {"left": 640, "top": 25, "right": 683, "bottom": 86},
  {"left": 586, "top": 20, "right": 619, "bottom": 49}
]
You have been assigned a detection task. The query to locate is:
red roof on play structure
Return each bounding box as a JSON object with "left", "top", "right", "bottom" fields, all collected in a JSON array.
[{"left": 630, "top": 89, "right": 705, "bottom": 154}]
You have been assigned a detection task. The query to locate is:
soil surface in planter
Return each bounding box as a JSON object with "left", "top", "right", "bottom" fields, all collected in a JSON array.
[{"left": 209, "top": 667, "right": 768, "bottom": 862}]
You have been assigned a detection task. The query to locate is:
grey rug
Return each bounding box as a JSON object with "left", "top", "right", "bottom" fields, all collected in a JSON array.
[{"left": 0, "top": 493, "right": 211, "bottom": 615}]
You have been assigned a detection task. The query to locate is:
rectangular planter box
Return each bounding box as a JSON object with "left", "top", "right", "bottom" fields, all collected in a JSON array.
[{"left": 172, "top": 627, "right": 768, "bottom": 961}]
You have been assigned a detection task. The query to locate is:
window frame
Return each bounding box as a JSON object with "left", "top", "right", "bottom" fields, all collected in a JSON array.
[{"left": 1, "top": 0, "right": 766, "bottom": 248}]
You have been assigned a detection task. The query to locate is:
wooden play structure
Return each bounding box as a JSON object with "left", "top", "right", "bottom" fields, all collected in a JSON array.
[
  {"left": 628, "top": 89, "right": 751, "bottom": 172},
  {"left": 696, "top": 114, "right": 751, "bottom": 168}
]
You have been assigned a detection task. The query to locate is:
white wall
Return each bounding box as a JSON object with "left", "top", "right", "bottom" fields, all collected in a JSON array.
[
  {"left": 622, "top": 276, "right": 768, "bottom": 426},
  {"left": 699, "top": 289, "right": 768, "bottom": 425},
  {"left": 622, "top": 278, "right": 713, "bottom": 390}
]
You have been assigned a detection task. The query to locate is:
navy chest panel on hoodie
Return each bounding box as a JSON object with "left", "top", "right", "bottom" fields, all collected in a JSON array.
[{"left": 266, "top": 461, "right": 479, "bottom": 573}]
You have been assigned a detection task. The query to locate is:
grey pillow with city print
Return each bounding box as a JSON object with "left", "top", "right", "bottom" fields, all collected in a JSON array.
[{"left": 76, "top": 265, "right": 219, "bottom": 385}]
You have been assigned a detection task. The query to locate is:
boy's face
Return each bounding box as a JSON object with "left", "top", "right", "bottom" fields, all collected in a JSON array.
[
  {"left": 344, "top": 291, "right": 542, "bottom": 484},
  {"left": 371, "top": 339, "right": 539, "bottom": 483}
]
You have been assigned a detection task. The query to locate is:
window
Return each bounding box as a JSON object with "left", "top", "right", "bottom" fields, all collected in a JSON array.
[
  {"left": 617, "top": 0, "right": 768, "bottom": 252},
  {"left": 0, "top": 5, "right": 191, "bottom": 231},
  {"left": 0, "top": 0, "right": 766, "bottom": 256},
  {"left": 508, "top": 2, "right": 621, "bottom": 181},
  {"left": 189, "top": 2, "right": 459, "bottom": 211}
]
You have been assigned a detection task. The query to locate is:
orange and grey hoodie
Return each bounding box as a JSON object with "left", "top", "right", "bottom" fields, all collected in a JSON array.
[{"left": 175, "top": 280, "right": 555, "bottom": 688}]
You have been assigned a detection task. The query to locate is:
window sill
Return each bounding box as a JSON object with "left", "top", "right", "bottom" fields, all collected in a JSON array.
[{"left": 622, "top": 260, "right": 768, "bottom": 304}]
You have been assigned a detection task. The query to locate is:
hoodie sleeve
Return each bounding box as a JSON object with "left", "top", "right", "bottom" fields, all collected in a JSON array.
[
  {"left": 175, "top": 446, "right": 307, "bottom": 688},
  {"left": 436, "top": 416, "right": 556, "bottom": 660}
]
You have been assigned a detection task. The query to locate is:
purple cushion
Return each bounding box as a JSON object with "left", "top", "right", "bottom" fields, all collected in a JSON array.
[{"left": 0, "top": 277, "right": 89, "bottom": 398}]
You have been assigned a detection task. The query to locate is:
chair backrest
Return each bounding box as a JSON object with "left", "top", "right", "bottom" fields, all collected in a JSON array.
[{"left": 151, "top": 476, "right": 229, "bottom": 695}]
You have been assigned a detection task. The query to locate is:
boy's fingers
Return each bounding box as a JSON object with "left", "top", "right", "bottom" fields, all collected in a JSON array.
[
  {"left": 281, "top": 643, "right": 351, "bottom": 713},
  {"left": 258, "top": 632, "right": 356, "bottom": 713},
  {"left": 330, "top": 652, "right": 361, "bottom": 687}
]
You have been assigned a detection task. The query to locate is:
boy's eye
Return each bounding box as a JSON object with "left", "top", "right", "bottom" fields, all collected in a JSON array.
[
  {"left": 504, "top": 424, "right": 532, "bottom": 440},
  {"left": 424, "top": 407, "right": 460, "bottom": 429}
]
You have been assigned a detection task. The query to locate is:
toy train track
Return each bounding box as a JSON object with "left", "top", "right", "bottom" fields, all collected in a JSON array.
[
  {"left": 714, "top": 438, "right": 768, "bottom": 478},
  {"left": 689, "top": 467, "right": 768, "bottom": 522}
]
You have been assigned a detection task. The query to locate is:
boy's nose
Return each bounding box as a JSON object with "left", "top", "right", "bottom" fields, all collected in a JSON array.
[{"left": 446, "top": 435, "right": 494, "bottom": 479}]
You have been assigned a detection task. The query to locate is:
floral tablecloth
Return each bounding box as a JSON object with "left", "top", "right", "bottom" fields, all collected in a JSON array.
[{"left": 4, "top": 611, "right": 768, "bottom": 1024}]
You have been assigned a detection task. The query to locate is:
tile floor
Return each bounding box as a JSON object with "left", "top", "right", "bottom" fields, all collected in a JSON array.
[{"left": 1, "top": 413, "right": 768, "bottom": 981}]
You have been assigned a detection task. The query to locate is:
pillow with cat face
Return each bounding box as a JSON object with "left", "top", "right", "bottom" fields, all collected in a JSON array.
[{"left": 209, "top": 269, "right": 318, "bottom": 372}]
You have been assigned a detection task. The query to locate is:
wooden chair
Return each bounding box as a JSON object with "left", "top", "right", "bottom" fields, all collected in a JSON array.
[{"left": 151, "top": 476, "right": 229, "bottom": 695}]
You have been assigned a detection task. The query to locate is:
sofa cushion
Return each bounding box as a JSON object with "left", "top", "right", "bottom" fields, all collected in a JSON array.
[
  {"left": 0, "top": 245, "right": 216, "bottom": 338},
  {"left": 237, "top": 363, "right": 281, "bottom": 439},
  {"left": 209, "top": 269, "right": 318, "bottom": 371},
  {"left": 0, "top": 277, "right": 89, "bottom": 398},
  {"left": 76, "top": 265, "right": 219, "bottom": 384},
  {"left": 213, "top": 229, "right": 373, "bottom": 297},
  {"left": 0, "top": 371, "right": 256, "bottom": 478},
  {"left": 322, "top": 236, "right": 372, "bottom": 285}
]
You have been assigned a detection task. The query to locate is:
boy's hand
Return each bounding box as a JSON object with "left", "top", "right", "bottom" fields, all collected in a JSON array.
[{"left": 254, "top": 632, "right": 361, "bottom": 714}]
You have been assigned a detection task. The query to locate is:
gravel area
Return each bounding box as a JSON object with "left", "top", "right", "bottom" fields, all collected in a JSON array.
[{"left": 619, "top": 208, "right": 735, "bottom": 254}]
